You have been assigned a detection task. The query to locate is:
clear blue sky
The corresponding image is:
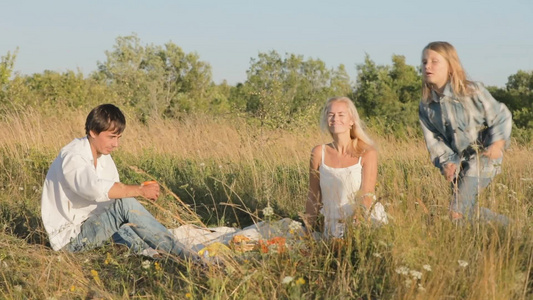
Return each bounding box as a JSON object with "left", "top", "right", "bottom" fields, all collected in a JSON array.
[{"left": 1, "top": 0, "right": 532, "bottom": 87}]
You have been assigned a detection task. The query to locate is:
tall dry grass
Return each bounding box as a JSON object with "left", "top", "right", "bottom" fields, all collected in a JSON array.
[{"left": 0, "top": 106, "right": 531, "bottom": 299}]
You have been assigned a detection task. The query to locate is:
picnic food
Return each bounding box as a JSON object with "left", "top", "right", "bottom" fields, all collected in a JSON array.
[
  {"left": 230, "top": 235, "right": 257, "bottom": 252},
  {"left": 142, "top": 180, "right": 157, "bottom": 186}
]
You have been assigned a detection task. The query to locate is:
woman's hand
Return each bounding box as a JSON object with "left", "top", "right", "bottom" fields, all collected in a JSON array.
[{"left": 483, "top": 140, "right": 505, "bottom": 159}]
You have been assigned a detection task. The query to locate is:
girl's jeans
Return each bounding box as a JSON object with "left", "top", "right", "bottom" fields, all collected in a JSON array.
[
  {"left": 64, "top": 198, "right": 197, "bottom": 259},
  {"left": 450, "top": 176, "right": 509, "bottom": 226}
]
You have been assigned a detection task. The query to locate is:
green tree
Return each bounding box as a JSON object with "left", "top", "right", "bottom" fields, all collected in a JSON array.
[
  {"left": 95, "top": 34, "right": 214, "bottom": 121},
  {"left": 1, "top": 66, "right": 114, "bottom": 113},
  {"left": 0, "top": 48, "right": 18, "bottom": 103},
  {"left": 352, "top": 54, "right": 382, "bottom": 116},
  {"left": 490, "top": 70, "right": 533, "bottom": 130},
  {"left": 238, "top": 50, "right": 352, "bottom": 128},
  {"left": 506, "top": 70, "right": 533, "bottom": 93},
  {"left": 353, "top": 54, "right": 421, "bottom": 137},
  {"left": 21, "top": 70, "right": 111, "bottom": 108}
]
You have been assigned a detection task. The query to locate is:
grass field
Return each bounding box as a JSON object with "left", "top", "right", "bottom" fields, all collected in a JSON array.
[{"left": 1, "top": 107, "right": 531, "bottom": 299}]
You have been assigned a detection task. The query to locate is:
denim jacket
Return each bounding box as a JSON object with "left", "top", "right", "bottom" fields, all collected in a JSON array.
[{"left": 419, "top": 82, "right": 512, "bottom": 178}]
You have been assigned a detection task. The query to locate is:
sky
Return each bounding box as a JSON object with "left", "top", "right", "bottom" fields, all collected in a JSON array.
[{"left": 1, "top": 0, "right": 532, "bottom": 88}]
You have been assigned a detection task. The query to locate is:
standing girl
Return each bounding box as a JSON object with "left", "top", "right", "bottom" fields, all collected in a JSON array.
[
  {"left": 305, "top": 97, "right": 387, "bottom": 238},
  {"left": 419, "top": 41, "right": 512, "bottom": 225}
]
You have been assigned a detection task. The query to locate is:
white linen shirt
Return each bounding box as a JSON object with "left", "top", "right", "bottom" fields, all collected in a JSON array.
[{"left": 41, "top": 137, "right": 119, "bottom": 250}]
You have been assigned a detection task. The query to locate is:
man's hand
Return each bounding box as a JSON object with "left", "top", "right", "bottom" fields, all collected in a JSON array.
[
  {"left": 483, "top": 140, "right": 505, "bottom": 159},
  {"left": 442, "top": 163, "right": 457, "bottom": 182},
  {"left": 109, "top": 181, "right": 160, "bottom": 200},
  {"left": 140, "top": 181, "right": 160, "bottom": 201}
]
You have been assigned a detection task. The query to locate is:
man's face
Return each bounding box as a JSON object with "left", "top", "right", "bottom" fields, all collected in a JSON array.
[{"left": 89, "top": 129, "right": 122, "bottom": 156}]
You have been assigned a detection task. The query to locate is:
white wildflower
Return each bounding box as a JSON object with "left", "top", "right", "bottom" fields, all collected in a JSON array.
[
  {"left": 458, "top": 260, "right": 469, "bottom": 268},
  {"left": 404, "top": 279, "right": 413, "bottom": 288},
  {"left": 282, "top": 276, "right": 294, "bottom": 284},
  {"left": 496, "top": 183, "right": 508, "bottom": 191},
  {"left": 372, "top": 252, "right": 382, "bottom": 258},
  {"left": 263, "top": 206, "right": 274, "bottom": 218},
  {"left": 288, "top": 220, "right": 302, "bottom": 231},
  {"left": 199, "top": 162, "right": 206, "bottom": 167},
  {"left": 19, "top": 187, "right": 24, "bottom": 191},
  {"left": 141, "top": 260, "right": 151, "bottom": 269},
  {"left": 395, "top": 266, "right": 410, "bottom": 275},
  {"left": 422, "top": 264, "right": 432, "bottom": 272},
  {"left": 410, "top": 270, "right": 423, "bottom": 280}
]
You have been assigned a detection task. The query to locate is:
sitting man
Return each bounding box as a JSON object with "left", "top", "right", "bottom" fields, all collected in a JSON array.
[{"left": 41, "top": 103, "right": 196, "bottom": 260}]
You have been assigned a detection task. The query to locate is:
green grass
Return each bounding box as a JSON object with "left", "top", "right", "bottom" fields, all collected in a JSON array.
[{"left": 0, "top": 109, "right": 531, "bottom": 299}]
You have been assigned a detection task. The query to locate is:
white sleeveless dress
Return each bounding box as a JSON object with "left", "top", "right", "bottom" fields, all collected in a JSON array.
[{"left": 319, "top": 145, "right": 388, "bottom": 238}]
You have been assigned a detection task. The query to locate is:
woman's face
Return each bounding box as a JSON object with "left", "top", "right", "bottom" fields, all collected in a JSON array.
[
  {"left": 422, "top": 49, "right": 450, "bottom": 91},
  {"left": 327, "top": 101, "right": 354, "bottom": 135}
]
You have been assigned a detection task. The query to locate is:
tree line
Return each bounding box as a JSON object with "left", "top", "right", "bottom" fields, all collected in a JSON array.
[{"left": 1, "top": 34, "right": 532, "bottom": 141}]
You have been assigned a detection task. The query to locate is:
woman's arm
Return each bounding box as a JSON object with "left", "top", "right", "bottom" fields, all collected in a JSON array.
[
  {"left": 304, "top": 145, "right": 322, "bottom": 230},
  {"left": 360, "top": 147, "right": 378, "bottom": 209}
]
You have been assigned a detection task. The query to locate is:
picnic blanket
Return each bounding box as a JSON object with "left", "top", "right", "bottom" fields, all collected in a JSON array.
[{"left": 161, "top": 218, "right": 305, "bottom": 258}]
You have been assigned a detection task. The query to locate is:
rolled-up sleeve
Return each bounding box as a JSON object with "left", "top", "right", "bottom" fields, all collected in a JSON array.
[
  {"left": 477, "top": 85, "right": 512, "bottom": 148},
  {"left": 419, "top": 103, "right": 460, "bottom": 170},
  {"left": 61, "top": 153, "right": 115, "bottom": 202}
]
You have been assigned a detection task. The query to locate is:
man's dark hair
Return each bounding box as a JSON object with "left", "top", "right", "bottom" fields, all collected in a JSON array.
[{"left": 85, "top": 104, "right": 126, "bottom": 135}]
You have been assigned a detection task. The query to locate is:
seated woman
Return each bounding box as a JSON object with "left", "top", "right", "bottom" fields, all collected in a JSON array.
[{"left": 304, "top": 97, "right": 387, "bottom": 238}]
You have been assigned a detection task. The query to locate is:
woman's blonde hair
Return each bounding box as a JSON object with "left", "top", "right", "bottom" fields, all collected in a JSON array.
[
  {"left": 320, "top": 97, "right": 374, "bottom": 154},
  {"left": 421, "top": 41, "right": 474, "bottom": 102}
]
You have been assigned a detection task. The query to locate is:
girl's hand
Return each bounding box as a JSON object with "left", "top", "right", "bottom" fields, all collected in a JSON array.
[
  {"left": 483, "top": 140, "right": 505, "bottom": 159},
  {"left": 442, "top": 163, "right": 457, "bottom": 182}
]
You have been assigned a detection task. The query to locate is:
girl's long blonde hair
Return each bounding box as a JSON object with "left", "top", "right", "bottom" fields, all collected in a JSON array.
[
  {"left": 320, "top": 97, "right": 374, "bottom": 155},
  {"left": 421, "top": 41, "right": 475, "bottom": 102}
]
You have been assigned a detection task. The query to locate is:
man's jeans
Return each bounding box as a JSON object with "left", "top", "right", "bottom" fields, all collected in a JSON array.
[
  {"left": 64, "top": 198, "right": 197, "bottom": 259},
  {"left": 450, "top": 176, "right": 509, "bottom": 226}
]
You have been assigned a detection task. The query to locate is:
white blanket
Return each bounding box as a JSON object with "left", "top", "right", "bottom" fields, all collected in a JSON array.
[{"left": 168, "top": 218, "right": 304, "bottom": 252}]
